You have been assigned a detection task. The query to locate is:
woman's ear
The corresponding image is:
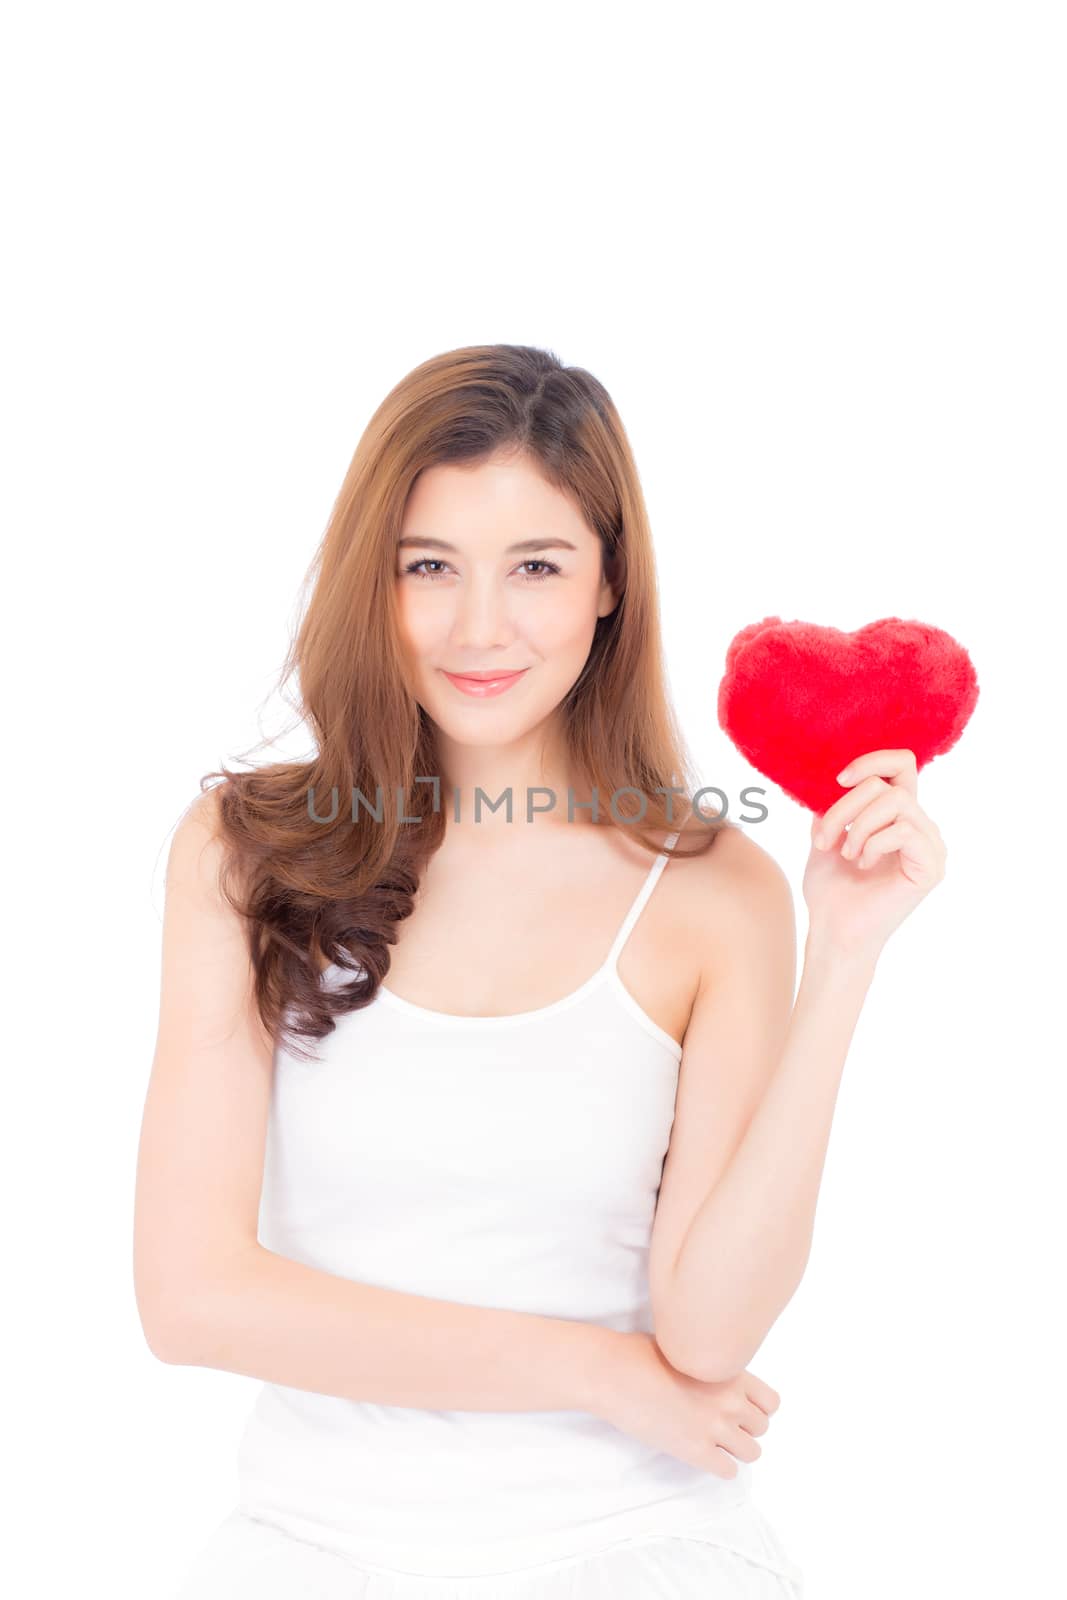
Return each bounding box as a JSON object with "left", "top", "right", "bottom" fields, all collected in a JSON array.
[{"left": 597, "top": 547, "right": 623, "bottom": 618}]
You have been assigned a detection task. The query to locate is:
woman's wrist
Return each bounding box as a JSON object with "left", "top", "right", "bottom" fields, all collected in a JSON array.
[
  {"left": 577, "top": 1326, "right": 632, "bottom": 1420},
  {"left": 802, "top": 927, "right": 881, "bottom": 989}
]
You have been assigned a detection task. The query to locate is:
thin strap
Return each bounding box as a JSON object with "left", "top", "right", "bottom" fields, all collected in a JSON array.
[{"left": 603, "top": 829, "right": 681, "bottom": 973}]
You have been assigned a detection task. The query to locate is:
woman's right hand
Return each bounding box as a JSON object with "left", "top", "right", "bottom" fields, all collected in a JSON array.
[{"left": 590, "top": 1332, "right": 780, "bottom": 1478}]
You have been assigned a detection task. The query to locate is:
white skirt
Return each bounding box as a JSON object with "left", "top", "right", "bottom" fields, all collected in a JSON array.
[{"left": 171, "top": 1498, "right": 805, "bottom": 1599}]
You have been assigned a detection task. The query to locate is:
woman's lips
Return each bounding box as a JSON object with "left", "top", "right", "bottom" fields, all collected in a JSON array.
[{"left": 441, "top": 668, "right": 529, "bottom": 698}]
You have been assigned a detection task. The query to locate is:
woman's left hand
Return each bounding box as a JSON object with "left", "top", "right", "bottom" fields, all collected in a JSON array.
[{"left": 802, "top": 749, "right": 948, "bottom": 964}]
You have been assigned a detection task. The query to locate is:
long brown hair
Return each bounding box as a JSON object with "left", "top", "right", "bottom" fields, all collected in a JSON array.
[{"left": 198, "top": 343, "right": 732, "bottom": 1060}]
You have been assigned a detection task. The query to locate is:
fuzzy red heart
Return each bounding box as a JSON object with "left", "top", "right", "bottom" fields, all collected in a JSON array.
[{"left": 717, "top": 616, "right": 979, "bottom": 815}]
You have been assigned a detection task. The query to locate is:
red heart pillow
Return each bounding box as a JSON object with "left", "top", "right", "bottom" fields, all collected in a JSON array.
[{"left": 717, "top": 616, "right": 979, "bottom": 815}]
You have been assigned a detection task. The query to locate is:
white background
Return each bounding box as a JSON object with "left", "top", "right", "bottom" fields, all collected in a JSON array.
[{"left": 5, "top": 3, "right": 1065, "bottom": 1596}]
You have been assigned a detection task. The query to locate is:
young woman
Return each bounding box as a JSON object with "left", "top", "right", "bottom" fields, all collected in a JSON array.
[{"left": 136, "top": 343, "right": 947, "bottom": 1599}]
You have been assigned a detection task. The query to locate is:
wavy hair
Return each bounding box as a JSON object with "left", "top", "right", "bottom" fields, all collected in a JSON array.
[{"left": 198, "top": 343, "right": 732, "bottom": 1060}]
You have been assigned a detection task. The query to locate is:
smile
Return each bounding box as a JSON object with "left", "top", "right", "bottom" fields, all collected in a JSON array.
[{"left": 440, "top": 669, "right": 530, "bottom": 698}]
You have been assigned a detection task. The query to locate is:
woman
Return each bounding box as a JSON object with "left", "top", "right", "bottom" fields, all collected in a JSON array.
[{"left": 136, "top": 343, "right": 947, "bottom": 1598}]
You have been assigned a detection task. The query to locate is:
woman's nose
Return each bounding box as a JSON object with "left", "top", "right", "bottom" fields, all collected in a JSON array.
[{"left": 449, "top": 576, "right": 516, "bottom": 649}]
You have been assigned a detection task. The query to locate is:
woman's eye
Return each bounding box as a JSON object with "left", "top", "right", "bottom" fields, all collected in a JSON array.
[
  {"left": 402, "top": 559, "right": 451, "bottom": 581},
  {"left": 516, "top": 560, "right": 561, "bottom": 582},
  {"left": 400, "top": 559, "right": 561, "bottom": 583}
]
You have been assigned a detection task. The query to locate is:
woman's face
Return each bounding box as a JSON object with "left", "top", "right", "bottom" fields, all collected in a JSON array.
[{"left": 395, "top": 450, "right": 617, "bottom": 748}]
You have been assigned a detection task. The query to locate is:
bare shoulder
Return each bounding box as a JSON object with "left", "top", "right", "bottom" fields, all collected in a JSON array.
[
  {"left": 670, "top": 817, "right": 793, "bottom": 917},
  {"left": 168, "top": 783, "right": 228, "bottom": 884},
  {"left": 166, "top": 781, "right": 260, "bottom": 921},
  {"left": 669, "top": 821, "right": 795, "bottom": 992}
]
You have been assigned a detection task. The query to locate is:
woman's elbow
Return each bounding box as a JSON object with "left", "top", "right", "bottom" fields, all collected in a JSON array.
[
  {"left": 135, "top": 1281, "right": 210, "bottom": 1367},
  {"left": 657, "top": 1326, "right": 747, "bottom": 1385}
]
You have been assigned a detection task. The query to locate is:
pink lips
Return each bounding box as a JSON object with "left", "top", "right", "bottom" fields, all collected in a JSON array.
[{"left": 441, "top": 668, "right": 529, "bottom": 698}]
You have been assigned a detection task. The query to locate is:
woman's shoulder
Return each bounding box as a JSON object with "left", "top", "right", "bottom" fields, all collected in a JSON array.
[
  {"left": 168, "top": 785, "right": 226, "bottom": 871},
  {"left": 674, "top": 811, "right": 785, "bottom": 874},
  {"left": 168, "top": 782, "right": 251, "bottom": 903},
  {"left": 667, "top": 815, "right": 794, "bottom": 965}
]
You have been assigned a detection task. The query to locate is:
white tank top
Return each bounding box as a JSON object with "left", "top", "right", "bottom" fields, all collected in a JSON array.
[{"left": 236, "top": 830, "right": 752, "bottom": 1577}]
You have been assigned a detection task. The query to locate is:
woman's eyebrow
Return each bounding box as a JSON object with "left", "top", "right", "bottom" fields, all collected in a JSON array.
[{"left": 396, "top": 535, "right": 578, "bottom": 554}]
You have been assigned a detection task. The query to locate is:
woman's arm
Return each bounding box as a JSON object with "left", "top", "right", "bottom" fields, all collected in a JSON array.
[
  {"left": 135, "top": 789, "right": 620, "bottom": 1417},
  {"left": 169, "top": 1243, "right": 621, "bottom": 1415},
  {"left": 652, "top": 749, "right": 945, "bottom": 1382},
  {"left": 655, "top": 930, "right": 875, "bottom": 1382}
]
